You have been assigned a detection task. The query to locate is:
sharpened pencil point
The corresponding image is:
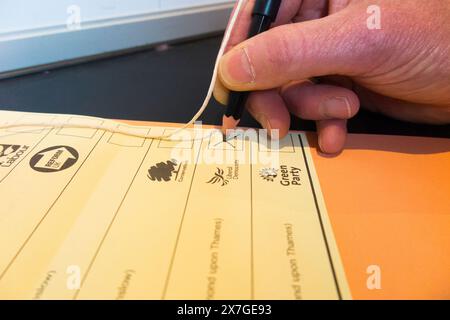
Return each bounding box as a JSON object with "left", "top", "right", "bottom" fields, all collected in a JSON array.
[{"left": 221, "top": 115, "right": 240, "bottom": 137}]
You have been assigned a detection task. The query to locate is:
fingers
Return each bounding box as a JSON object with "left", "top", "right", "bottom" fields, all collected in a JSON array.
[
  {"left": 294, "top": 0, "right": 328, "bottom": 22},
  {"left": 246, "top": 89, "right": 291, "bottom": 139},
  {"left": 219, "top": 81, "right": 355, "bottom": 154},
  {"left": 213, "top": 79, "right": 230, "bottom": 105},
  {"left": 316, "top": 119, "right": 348, "bottom": 154},
  {"left": 355, "top": 85, "right": 450, "bottom": 125},
  {"left": 281, "top": 82, "right": 357, "bottom": 154},
  {"left": 223, "top": 0, "right": 256, "bottom": 53},
  {"left": 282, "top": 82, "right": 360, "bottom": 120},
  {"left": 215, "top": 0, "right": 303, "bottom": 105},
  {"left": 219, "top": 4, "right": 380, "bottom": 91},
  {"left": 328, "top": 0, "right": 352, "bottom": 15},
  {"left": 272, "top": 0, "right": 303, "bottom": 26},
  {"left": 218, "top": 80, "right": 359, "bottom": 153}
]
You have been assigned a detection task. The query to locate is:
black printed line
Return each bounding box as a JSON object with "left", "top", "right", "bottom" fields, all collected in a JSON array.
[
  {"left": 250, "top": 142, "right": 255, "bottom": 300},
  {"left": 161, "top": 139, "right": 203, "bottom": 299},
  {"left": 0, "top": 131, "right": 106, "bottom": 281},
  {"left": 0, "top": 129, "right": 52, "bottom": 185},
  {"left": 73, "top": 139, "right": 154, "bottom": 300},
  {"left": 174, "top": 163, "right": 182, "bottom": 181},
  {"left": 298, "top": 134, "right": 342, "bottom": 300}
]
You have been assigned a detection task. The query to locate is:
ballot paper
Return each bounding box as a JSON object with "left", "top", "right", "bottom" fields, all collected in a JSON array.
[{"left": 0, "top": 110, "right": 352, "bottom": 300}]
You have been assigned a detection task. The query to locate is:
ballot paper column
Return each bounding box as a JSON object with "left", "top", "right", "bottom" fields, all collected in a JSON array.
[
  {"left": 0, "top": 117, "right": 154, "bottom": 299},
  {"left": 0, "top": 114, "right": 110, "bottom": 298},
  {"left": 76, "top": 128, "right": 211, "bottom": 299},
  {"left": 250, "top": 133, "right": 350, "bottom": 300},
  {"left": 162, "top": 131, "right": 252, "bottom": 299}
]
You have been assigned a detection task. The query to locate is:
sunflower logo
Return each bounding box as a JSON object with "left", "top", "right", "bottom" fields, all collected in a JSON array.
[{"left": 259, "top": 168, "right": 278, "bottom": 182}]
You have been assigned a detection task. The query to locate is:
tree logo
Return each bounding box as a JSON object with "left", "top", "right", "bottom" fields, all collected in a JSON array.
[{"left": 147, "top": 159, "right": 181, "bottom": 182}]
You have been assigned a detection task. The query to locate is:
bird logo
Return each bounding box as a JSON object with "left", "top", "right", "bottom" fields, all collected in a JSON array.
[{"left": 206, "top": 168, "right": 229, "bottom": 186}]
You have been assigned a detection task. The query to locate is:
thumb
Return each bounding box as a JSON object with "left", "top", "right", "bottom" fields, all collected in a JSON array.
[{"left": 218, "top": 4, "right": 387, "bottom": 91}]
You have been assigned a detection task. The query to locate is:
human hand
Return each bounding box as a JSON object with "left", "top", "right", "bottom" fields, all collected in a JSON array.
[{"left": 214, "top": 0, "right": 450, "bottom": 154}]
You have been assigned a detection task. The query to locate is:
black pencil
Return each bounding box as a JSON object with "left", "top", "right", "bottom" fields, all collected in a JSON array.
[{"left": 222, "top": 0, "right": 282, "bottom": 136}]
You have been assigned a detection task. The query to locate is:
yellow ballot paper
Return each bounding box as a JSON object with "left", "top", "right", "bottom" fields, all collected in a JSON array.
[{"left": 0, "top": 110, "right": 350, "bottom": 300}]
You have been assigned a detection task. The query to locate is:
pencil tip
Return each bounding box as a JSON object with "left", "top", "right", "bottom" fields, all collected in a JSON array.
[{"left": 221, "top": 115, "right": 240, "bottom": 137}]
